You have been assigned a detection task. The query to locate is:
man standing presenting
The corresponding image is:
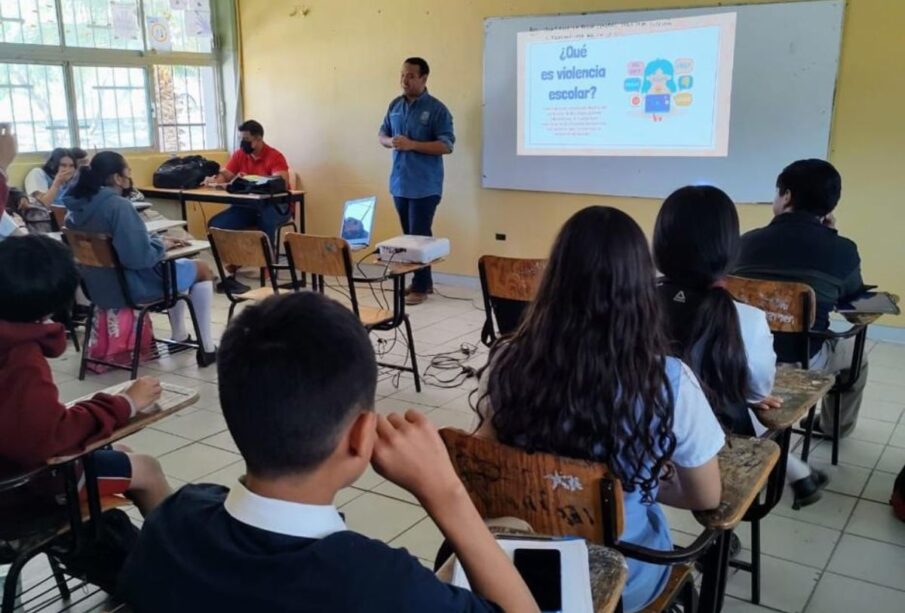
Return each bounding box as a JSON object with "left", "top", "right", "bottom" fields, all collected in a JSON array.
[{"left": 379, "top": 58, "right": 455, "bottom": 305}]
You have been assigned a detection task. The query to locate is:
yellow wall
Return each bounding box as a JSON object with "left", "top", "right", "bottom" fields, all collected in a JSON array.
[{"left": 238, "top": 0, "right": 905, "bottom": 326}]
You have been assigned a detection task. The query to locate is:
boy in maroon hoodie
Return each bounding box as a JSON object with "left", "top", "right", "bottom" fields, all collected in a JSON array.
[{"left": 0, "top": 235, "right": 171, "bottom": 516}]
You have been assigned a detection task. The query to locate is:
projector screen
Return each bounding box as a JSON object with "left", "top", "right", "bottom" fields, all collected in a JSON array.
[
  {"left": 483, "top": 1, "right": 845, "bottom": 202},
  {"left": 518, "top": 13, "right": 736, "bottom": 157}
]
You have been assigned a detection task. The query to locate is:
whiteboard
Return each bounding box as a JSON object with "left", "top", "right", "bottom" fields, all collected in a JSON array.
[{"left": 482, "top": 1, "right": 844, "bottom": 202}]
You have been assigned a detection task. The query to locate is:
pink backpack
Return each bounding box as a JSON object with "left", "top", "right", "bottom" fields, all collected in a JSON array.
[{"left": 86, "top": 309, "right": 154, "bottom": 373}]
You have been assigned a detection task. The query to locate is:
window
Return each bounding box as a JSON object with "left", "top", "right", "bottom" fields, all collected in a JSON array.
[
  {"left": 154, "top": 64, "right": 218, "bottom": 152},
  {"left": 0, "top": 1, "right": 61, "bottom": 46},
  {"left": 74, "top": 65, "right": 149, "bottom": 149},
  {"left": 0, "top": 0, "right": 223, "bottom": 153},
  {"left": 0, "top": 62, "right": 70, "bottom": 151}
]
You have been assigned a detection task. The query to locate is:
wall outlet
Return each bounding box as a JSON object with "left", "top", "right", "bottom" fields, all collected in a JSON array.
[{"left": 495, "top": 233, "right": 507, "bottom": 241}]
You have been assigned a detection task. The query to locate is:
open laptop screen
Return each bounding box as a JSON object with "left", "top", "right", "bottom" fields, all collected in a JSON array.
[{"left": 340, "top": 196, "right": 376, "bottom": 248}]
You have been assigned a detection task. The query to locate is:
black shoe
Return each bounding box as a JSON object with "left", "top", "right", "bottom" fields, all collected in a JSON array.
[
  {"left": 216, "top": 276, "right": 250, "bottom": 295},
  {"left": 197, "top": 347, "right": 217, "bottom": 367},
  {"left": 791, "top": 469, "right": 829, "bottom": 509}
]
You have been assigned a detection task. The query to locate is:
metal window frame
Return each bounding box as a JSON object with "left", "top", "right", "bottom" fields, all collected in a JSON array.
[{"left": 0, "top": 0, "right": 226, "bottom": 154}]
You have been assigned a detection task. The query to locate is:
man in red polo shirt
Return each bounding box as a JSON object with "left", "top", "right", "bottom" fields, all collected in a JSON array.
[{"left": 207, "top": 120, "right": 292, "bottom": 293}]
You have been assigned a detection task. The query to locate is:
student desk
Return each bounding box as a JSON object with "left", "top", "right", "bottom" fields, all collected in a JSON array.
[
  {"left": 693, "top": 436, "right": 780, "bottom": 613},
  {"left": 353, "top": 258, "right": 442, "bottom": 392},
  {"left": 163, "top": 239, "right": 211, "bottom": 261},
  {"left": 47, "top": 219, "right": 188, "bottom": 242},
  {"left": 139, "top": 186, "right": 306, "bottom": 234},
  {"left": 50, "top": 382, "right": 199, "bottom": 536},
  {"left": 435, "top": 528, "right": 627, "bottom": 613},
  {"left": 51, "top": 382, "right": 200, "bottom": 464},
  {"left": 755, "top": 366, "right": 836, "bottom": 431},
  {"left": 144, "top": 219, "right": 187, "bottom": 234}
]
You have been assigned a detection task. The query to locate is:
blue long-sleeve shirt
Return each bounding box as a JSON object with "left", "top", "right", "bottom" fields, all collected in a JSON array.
[
  {"left": 63, "top": 187, "right": 169, "bottom": 308},
  {"left": 380, "top": 89, "right": 455, "bottom": 199}
]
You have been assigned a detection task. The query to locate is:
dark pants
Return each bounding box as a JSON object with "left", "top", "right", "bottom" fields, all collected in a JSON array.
[
  {"left": 208, "top": 204, "right": 291, "bottom": 248},
  {"left": 393, "top": 195, "right": 441, "bottom": 292}
]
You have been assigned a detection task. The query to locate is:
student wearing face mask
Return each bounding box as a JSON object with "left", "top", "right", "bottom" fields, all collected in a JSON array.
[
  {"left": 205, "top": 120, "right": 291, "bottom": 293},
  {"left": 63, "top": 151, "right": 218, "bottom": 366}
]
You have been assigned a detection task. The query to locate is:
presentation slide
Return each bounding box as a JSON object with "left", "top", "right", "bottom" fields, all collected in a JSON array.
[{"left": 517, "top": 13, "right": 736, "bottom": 157}]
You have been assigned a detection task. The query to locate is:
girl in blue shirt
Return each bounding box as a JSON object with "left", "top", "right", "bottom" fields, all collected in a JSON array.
[
  {"left": 63, "top": 151, "right": 217, "bottom": 366},
  {"left": 477, "top": 206, "right": 724, "bottom": 612}
]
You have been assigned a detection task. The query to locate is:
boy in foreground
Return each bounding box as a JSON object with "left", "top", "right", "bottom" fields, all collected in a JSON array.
[{"left": 118, "top": 292, "right": 538, "bottom": 612}]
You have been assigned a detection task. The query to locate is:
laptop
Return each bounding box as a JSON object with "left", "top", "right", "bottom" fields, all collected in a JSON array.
[{"left": 340, "top": 196, "right": 377, "bottom": 251}]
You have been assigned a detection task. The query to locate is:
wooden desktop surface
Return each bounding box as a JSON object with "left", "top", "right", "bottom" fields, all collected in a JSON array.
[
  {"left": 50, "top": 383, "right": 199, "bottom": 465},
  {"left": 693, "top": 436, "right": 780, "bottom": 531},
  {"left": 163, "top": 239, "right": 211, "bottom": 260},
  {"left": 436, "top": 527, "right": 627, "bottom": 613},
  {"left": 140, "top": 185, "right": 305, "bottom": 201},
  {"left": 755, "top": 366, "right": 836, "bottom": 431}
]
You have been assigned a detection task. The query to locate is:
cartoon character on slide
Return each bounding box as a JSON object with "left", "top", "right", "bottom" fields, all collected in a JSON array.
[{"left": 642, "top": 59, "right": 676, "bottom": 122}]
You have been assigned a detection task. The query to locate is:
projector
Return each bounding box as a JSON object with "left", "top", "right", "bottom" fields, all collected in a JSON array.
[{"left": 376, "top": 235, "right": 450, "bottom": 264}]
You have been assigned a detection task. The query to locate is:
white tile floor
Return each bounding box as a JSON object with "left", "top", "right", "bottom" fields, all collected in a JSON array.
[{"left": 14, "top": 277, "right": 905, "bottom": 612}]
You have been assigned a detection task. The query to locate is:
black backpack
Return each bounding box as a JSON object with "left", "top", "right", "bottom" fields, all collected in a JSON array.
[
  {"left": 152, "top": 156, "right": 220, "bottom": 189},
  {"left": 226, "top": 175, "right": 287, "bottom": 195}
]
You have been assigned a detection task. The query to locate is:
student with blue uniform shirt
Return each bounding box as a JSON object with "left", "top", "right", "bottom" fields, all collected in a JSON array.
[
  {"left": 477, "top": 206, "right": 724, "bottom": 612},
  {"left": 654, "top": 186, "right": 828, "bottom": 509},
  {"left": 63, "top": 151, "right": 217, "bottom": 367},
  {"left": 379, "top": 57, "right": 455, "bottom": 305},
  {"left": 118, "top": 292, "right": 539, "bottom": 613}
]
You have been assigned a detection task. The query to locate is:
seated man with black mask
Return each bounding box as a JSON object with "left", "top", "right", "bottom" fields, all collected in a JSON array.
[{"left": 206, "top": 120, "right": 292, "bottom": 294}]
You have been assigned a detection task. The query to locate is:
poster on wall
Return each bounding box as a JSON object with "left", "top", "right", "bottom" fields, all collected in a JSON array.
[
  {"left": 147, "top": 16, "right": 172, "bottom": 51},
  {"left": 184, "top": 9, "right": 212, "bottom": 38},
  {"left": 111, "top": 2, "right": 140, "bottom": 40}
]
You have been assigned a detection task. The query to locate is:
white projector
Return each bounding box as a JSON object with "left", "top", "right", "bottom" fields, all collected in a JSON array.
[{"left": 376, "top": 235, "right": 450, "bottom": 264}]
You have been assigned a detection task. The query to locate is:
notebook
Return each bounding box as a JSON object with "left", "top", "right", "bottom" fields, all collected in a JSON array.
[{"left": 340, "top": 196, "right": 377, "bottom": 250}]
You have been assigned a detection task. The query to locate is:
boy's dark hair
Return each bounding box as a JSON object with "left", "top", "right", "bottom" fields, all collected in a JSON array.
[
  {"left": 0, "top": 235, "right": 78, "bottom": 322},
  {"left": 776, "top": 159, "right": 842, "bottom": 216},
  {"left": 6, "top": 188, "right": 26, "bottom": 215},
  {"left": 404, "top": 57, "right": 430, "bottom": 76},
  {"left": 217, "top": 292, "right": 377, "bottom": 477},
  {"left": 70, "top": 147, "right": 88, "bottom": 162},
  {"left": 238, "top": 120, "right": 264, "bottom": 138}
]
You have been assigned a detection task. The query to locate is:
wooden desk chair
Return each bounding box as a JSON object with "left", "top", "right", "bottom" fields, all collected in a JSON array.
[
  {"left": 724, "top": 276, "right": 819, "bottom": 602},
  {"left": 274, "top": 169, "right": 300, "bottom": 262},
  {"left": 208, "top": 228, "right": 283, "bottom": 321},
  {"left": 439, "top": 429, "right": 719, "bottom": 613},
  {"left": 478, "top": 255, "right": 546, "bottom": 347},
  {"left": 62, "top": 230, "right": 202, "bottom": 380},
  {"left": 727, "top": 275, "right": 861, "bottom": 465},
  {"left": 0, "top": 459, "right": 130, "bottom": 613},
  {"left": 50, "top": 205, "right": 67, "bottom": 231},
  {"left": 283, "top": 233, "right": 422, "bottom": 392}
]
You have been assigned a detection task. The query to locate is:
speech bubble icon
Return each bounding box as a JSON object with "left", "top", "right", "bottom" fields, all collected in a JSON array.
[
  {"left": 674, "top": 58, "right": 694, "bottom": 74},
  {"left": 627, "top": 61, "right": 644, "bottom": 76},
  {"left": 674, "top": 92, "right": 693, "bottom": 106},
  {"left": 624, "top": 77, "right": 642, "bottom": 92},
  {"left": 678, "top": 75, "right": 694, "bottom": 90}
]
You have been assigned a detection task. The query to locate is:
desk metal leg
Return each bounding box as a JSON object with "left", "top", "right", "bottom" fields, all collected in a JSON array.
[
  {"left": 80, "top": 454, "right": 103, "bottom": 540},
  {"left": 298, "top": 193, "right": 305, "bottom": 234},
  {"left": 179, "top": 193, "right": 187, "bottom": 222},
  {"left": 698, "top": 529, "right": 733, "bottom": 613}
]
